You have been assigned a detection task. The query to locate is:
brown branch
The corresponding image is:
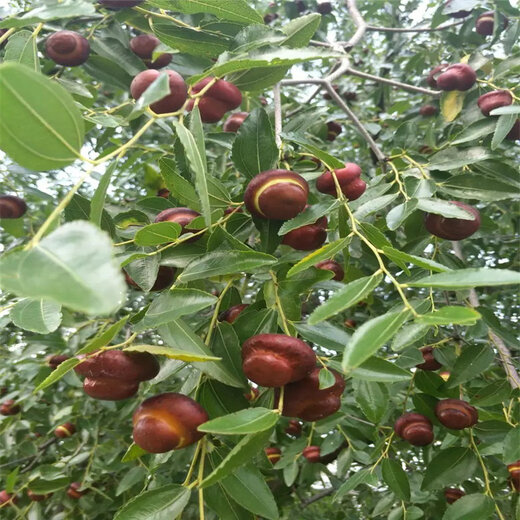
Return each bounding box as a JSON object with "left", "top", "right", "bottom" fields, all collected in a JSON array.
[
  {"left": 366, "top": 21, "right": 464, "bottom": 33},
  {"left": 344, "top": 0, "right": 368, "bottom": 50},
  {"left": 451, "top": 241, "right": 520, "bottom": 390},
  {"left": 303, "top": 487, "right": 335, "bottom": 506}
]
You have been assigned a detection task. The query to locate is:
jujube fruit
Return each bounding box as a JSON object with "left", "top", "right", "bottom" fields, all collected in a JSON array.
[
  {"left": 130, "top": 34, "right": 171, "bottom": 69},
  {"left": 475, "top": 11, "right": 508, "bottom": 36},
  {"left": 27, "top": 490, "right": 51, "bottom": 502},
  {"left": 132, "top": 392, "right": 208, "bottom": 453},
  {"left": 281, "top": 367, "right": 345, "bottom": 421},
  {"left": 66, "top": 482, "right": 88, "bottom": 499},
  {"left": 264, "top": 13, "right": 278, "bottom": 24},
  {"left": 46, "top": 354, "right": 69, "bottom": 370},
  {"left": 507, "top": 460, "right": 520, "bottom": 492},
  {"left": 426, "top": 64, "right": 448, "bottom": 88},
  {"left": 241, "top": 334, "right": 316, "bottom": 387},
  {"left": 315, "top": 259, "right": 344, "bottom": 281},
  {"left": 394, "top": 413, "right": 434, "bottom": 446},
  {"left": 344, "top": 319, "right": 356, "bottom": 329},
  {"left": 45, "top": 31, "right": 90, "bottom": 67},
  {"left": 282, "top": 215, "right": 327, "bottom": 251},
  {"left": 154, "top": 207, "right": 201, "bottom": 240},
  {"left": 302, "top": 445, "right": 321, "bottom": 463},
  {"left": 444, "top": 488, "right": 465, "bottom": 503},
  {"left": 99, "top": 0, "right": 144, "bottom": 8},
  {"left": 223, "top": 112, "right": 249, "bottom": 132},
  {"left": 419, "top": 105, "right": 437, "bottom": 117},
  {"left": 316, "top": 163, "right": 366, "bottom": 200},
  {"left": 435, "top": 399, "right": 478, "bottom": 429},
  {"left": 245, "top": 386, "right": 259, "bottom": 401},
  {"left": 295, "top": 0, "right": 306, "bottom": 12},
  {"left": 157, "top": 188, "right": 170, "bottom": 198},
  {"left": 54, "top": 422, "right": 76, "bottom": 438},
  {"left": 188, "top": 77, "right": 242, "bottom": 123},
  {"left": 0, "top": 195, "right": 27, "bottom": 219},
  {"left": 416, "top": 346, "right": 442, "bottom": 371},
  {"left": 436, "top": 64, "right": 477, "bottom": 91},
  {"left": 326, "top": 121, "right": 342, "bottom": 141},
  {"left": 507, "top": 119, "right": 520, "bottom": 141},
  {"left": 0, "top": 490, "right": 17, "bottom": 506},
  {"left": 285, "top": 419, "right": 302, "bottom": 437},
  {"left": 424, "top": 201, "right": 480, "bottom": 240},
  {"left": 0, "top": 399, "right": 20, "bottom": 416},
  {"left": 317, "top": 2, "right": 333, "bottom": 15},
  {"left": 130, "top": 69, "right": 187, "bottom": 114},
  {"left": 265, "top": 447, "right": 281, "bottom": 464},
  {"left": 124, "top": 266, "right": 176, "bottom": 291},
  {"left": 477, "top": 90, "right": 513, "bottom": 116},
  {"left": 218, "top": 304, "right": 249, "bottom": 324},
  {"left": 244, "top": 170, "right": 309, "bottom": 220}
]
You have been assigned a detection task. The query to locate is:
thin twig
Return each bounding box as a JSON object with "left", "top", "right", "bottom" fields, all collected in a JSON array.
[
  {"left": 366, "top": 21, "right": 464, "bottom": 33},
  {"left": 273, "top": 82, "right": 283, "bottom": 148},
  {"left": 303, "top": 487, "right": 334, "bottom": 506},
  {"left": 344, "top": 0, "right": 368, "bottom": 50}
]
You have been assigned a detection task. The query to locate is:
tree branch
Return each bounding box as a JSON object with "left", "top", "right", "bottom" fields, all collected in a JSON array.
[
  {"left": 303, "top": 487, "right": 335, "bottom": 506},
  {"left": 366, "top": 21, "right": 464, "bottom": 33},
  {"left": 273, "top": 82, "right": 283, "bottom": 148},
  {"left": 451, "top": 241, "right": 520, "bottom": 390},
  {"left": 344, "top": 0, "right": 367, "bottom": 50}
]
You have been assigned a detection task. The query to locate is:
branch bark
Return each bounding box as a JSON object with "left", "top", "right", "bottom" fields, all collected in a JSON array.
[
  {"left": 344, "top": 0, "right": 368, "bottom": 49},
  {"left": 451, "top": 241, "right": 520, "bottom": 390},
  {"left": 273, "top": 82, "right": 283, "bottom": 148}
]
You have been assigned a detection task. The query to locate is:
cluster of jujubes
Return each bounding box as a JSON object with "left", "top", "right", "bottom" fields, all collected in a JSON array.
[
  {"left": 74, "top": 350, "right": 159, "bottom": 400},
  {"left": 187, "top": 78, "right": 242, "bottom": 123}
]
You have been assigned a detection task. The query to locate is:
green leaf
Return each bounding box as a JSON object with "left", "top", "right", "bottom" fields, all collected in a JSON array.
[
  {"left": 446, "top": 344, "right": 495, "bottom": 387},
  {"left": 309, "top": 273, "right": 383, "bottom": 325},
  {"left": 28, "top": 477, "right": 69, "bottom": 494},
  {"left": 0, "top": 222, "right": 125, "bottom": 315},
  {"left": 351, "top": 357, "right": 412, "bottom": 383},
  {"left": 179, "top": 250, "right": 277, "bottom": 282},
  {"left": 407, "top": 268, "right": 520, "bottom": 289},
  {"left": 200, "top": 428, "right": 274, "bottom": 488},
  {"left": 134, "top": 222, "right": 182, "bottom": 246},
  {"left": 1, "top": 2, "right": 95, "bottom": 27},
  {"left": 439, "top": 174, "right": 520, "bottom": 201},
  {"left": 4, "top": 30, "right": 39, "bottom": 71},
  {"left": 503, "top": 426, "right": 520, "bottom": 463},
  {"left": 90, "top": 161, "right": 118, "bottom": 229},
  {"left": 279, "top": 201, "right": 339, "bottom": 235},
  {"left": 0, "top": 62, "right": 84, "bottom": 170},
  {"left": 354, "top": 380, "right": 388, "bottom": 423},
  {"left": 451, "top": 118, "right": 497, "bottom": 145},
  {"left": 479, "top": 307, "right": 520, "bottom": 349},
  {"left": 342, "top": 310, "right": 410, "bottom": 371},
  {"left": 231, "top": 108, "right": 278, "bottom": 180},
  {"left": 421, "top": 448, "right": 478, "bottom": 490},
  {"left": 287, "top": 237, "right": 350, "bottom": 278},
  {"left": 428, "top": 147, "right": 493, "bottom": 171},
  {"left": 391, "top": 323, "right": 430, "bottom": 351},
  {"left": 382, "top": 459, "right": 410, "bottom": 500},
  {"left": 124, "top": 344, "right": 220, "bottom": 362},
  {"left": 10, "top": 298, "right": 62, "bottom": 334},
  {"left": 354, "top": 194, "right": 398, "bottom": 219},
  {"left": 442, "top": 494, "right": 494, "bottom": 520},
  {"left": 282, "top": 14, "right": 321, "bottom": 47},
  {"left": 489, "top": 105, "right": 520, "bottom": 115},
  {"left": 382, "top": 247, "right": 450, "bottom": 273},
  {"left": 211, "top": 323, "right": 248, "bottom": 386},
  {"left": 416, "top": 198, "right": 476, "bottom": 219},
  {"left": 113, "top": 484, "right": 190, "bottom": 520},
  {"left": 134, "top": 289, "right": 217, "bottom": 331},
  {"left": 33, "top": 357, "right": 80, "bottom": 393},
  {"left": 160, "top": 157, "right": 200, "bottom": 210},
  {"left": 492, "top": 114, "right": 517, "bottom": 150},
  {"left": 386, "top": 199, "right": 419, "bottom": 230},
  {"left": 115, "top": 467, "right": 147, "bottom": 497},
  {"left": 295, "top": 321, "right": 350, "bottom": 352},
  {"left": 79, "top": 316, "right": 129, "bottom": 354},
  {"left": 334, "top": 468, "right": 379, "bottom": 500},
  {"left": 121, "top": 443, "right": 148, "bottom": 463},
  {"left": 159, "top": 320, "right": 245, "bottom": 388},
  {"left": 199, "top": 408, "right": 279, "bottom": 435},
  {"left": 416, "top": 306, "right": 481, "bottom": 326},
  {"left": 318, "top": 367, "right": 337, "bottom": 389}
]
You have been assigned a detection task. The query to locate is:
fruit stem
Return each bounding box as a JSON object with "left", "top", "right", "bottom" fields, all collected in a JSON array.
[
  {"left": 197, "top": 438, "right": 207, "bottom": 520},
  {"left": 182, "top": 440, "right": 202, "bottom": 487},
  {"left": 204, "top": 279, "right": 234, "bottom": 346},
  {"left": 269, "top": 271, "right": 293, "bottom": 336}
]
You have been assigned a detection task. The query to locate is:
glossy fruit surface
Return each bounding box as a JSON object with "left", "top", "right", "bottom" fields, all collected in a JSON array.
[
  {"left": 282, "top": 215, "right": 327, "bottom": 251},
  {"left": 475, "top": 11, "right": 507, "bottom": 35},
  {"left": 426, "top": 64, "right": 448, "bottom": 88},
  {"left": 218, "top": 304, "right": 249, "bottom": 324},
  {"left": 302, "top": 445, "right": 321, "bottom": 462},
  {"left": 83, "top": 377, "right": 139, "bottom": 400},
  {"left": 285, "top": 419, "right": 302, "bottom": 436},
  {"left": 416, "top": 346, "right": 442, "bottom": 371},
  {"left": 54, "top": 422, "right": 76, "bottom": 438},
  {"left": 445, "top": 488, "right": 465, "bottom": 504},
  {"left": 130, "top": 34, "right": 171, "bottom": 69},
  {"left": 223, "top": 112, "right": 249, "bottom": 132},
  {"left": 282, "top": 368, "right": 345, "bottom": 421},
  {"left": 0, "top": 195, "right": 27, "bottom": 219},
  {"left": 394, "top": 413, "right": 434, "bottom": 446},
  {"left": 315, "top": 260, "right": 344, "bottom": 281},
  {"left": 477, "top": 90, "right": 513, "bottom": 116},
  {"left": 244, "top": 170, "right": 309, "bottom": 220},
  {"left": 132, "top": 393, "right": 209, "bottom": 453},
  {"left": 154, "top": 207, "right": 201, "bottom": 239},
  {"left": 242, "top": 334, "right": 316, "bottom": 387},
  {"left": 419, "top": 105, "right": 437, "bottom": 116},
  {"left": 188, "top": 77, "right": 242, "bottom": 123},
  {"left": 436, "top": 64, "right": 477, "bottom": 91},
  {"left": 265, "top": 447, "right": 281, "bottom": 464},
  {"left": 316, "top": 163, "right": 366, "bottom": 200},
  {"left": 131, "top": 69, "right": 187, "bottom": 114},
  {"left": 45, "top": 31, "right": 90, "bottom": 66},
  {"left": 124, "top": 266, "right": 176, "bottom": 291},
  {"left": 424, "top": 201, "right": 480, "bottom": 240},
  {"left": 507, "top": 119, "right": 520, "bottom": 141},
  {"left": 507, "top": 460, "right": 520, "bottom": 492},
  {"left": 435, "top": 399, "right": 478, "bottom": 429}
]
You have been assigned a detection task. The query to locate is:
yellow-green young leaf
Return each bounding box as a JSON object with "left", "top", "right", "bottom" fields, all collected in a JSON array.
[
  {"left": 416, "top": 306, "right": 481, "bottom": 326},
  {"left": 124, "top": 344, "right": 221, "bottom": 362},
  {"left": 0, "top": 62, "right": 84, "bottom": 170},
  {"left": 121, "top": 443, "right": 148, "bottom": 463},
  {"left": 79, "top": 316, "right": 129, "bottom": 354},
  {"left": 198, "top": 408, "right": 279, "bottom": 435},
  {"left": 441, "top": 90, "right": 465, "bottom": 122}
]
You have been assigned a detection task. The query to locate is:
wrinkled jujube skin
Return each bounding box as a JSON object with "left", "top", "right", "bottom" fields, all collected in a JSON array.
[
  {"left": 242, "top": 334, "right": 316, "bottom": 387},
  {"left": 281, "top": 367, "right": 345, "bottom": 421},
  {"left": 416, "top": 346, "right": 442, "bottom": 371},
  {"left": 46, "top": 354, "right": 69, "bottom": 370},
  {"left": 326, "top": 121, "right": 342, "bottom": 141},
  {"left": 435, "top": 399, "right": 478, "bottom": 430},
  {"left": 426, "top": 64, "right": 449, "bottom": 88},
  {"left": 419, "top": 104, "right": 437, "bottom": 117},
  {"left": 154, "top": 207, "right": 201, "bottom": 240},
  {"left": 0, "top": 195, "right": 27, "bottom": 219},
  {"left": 394, "top": 412, "right": 434, "bottom": 446},
  {"left": 187, "top": 77, "right": 242, "bottom": 123},
  {"left": 317, "top": 2, "right": 333, "bottom": 15},
  {"left": 45, "top": 31, "right": 90, "bottom": 67},
  {"left": 508, "top": 460, "right": 520, "bottom": 492},
  {"left": 285, "top": 419, "right": 302, "bottom": 437},
  {"left": 0, "top": 399, "right": 20, "bottom": 416},
  {"left": 99, "top": 0, "right": 144, "bottom": 8},
  {"left": 477, "top": 90, "right": 513, "bottom": 116},
  {"left": 54, "top": 422, "right": 76, "bottom": 438},
  {"left": 130, "top": 34, "right": 172, "bottom": 69},
  {"left": 132, "top": 393, "right": 209, "bottom": 453},
  {"left": 475, "top": 11, "right": 508, "bottom": 36},
  {"left": 265, "top": 447, "right": 281, "bottom": 464},
  {"left": 131, "top": 69, "right": 187, "bottom": 114},
  {"left": 315, "top": 259, "right": 344, "bottom": 281},
  {"left": 436, "top": 64, "right": 477, "bottom": 91},
  {"left": 445, "top": 488, "right": 465, "bottom": 504},
  {"left": 316, "top": 163, "right": 366, "bottom": 200},
  {"left": 124, "top": 266, "right": 176, "bottom": 291},
  {"left": 0, "top": 490, "right": 17, "bottom": 506},
  {"left": 244, "top": 170, "right": 309, "bottom": 220},
  {"left": 223, "top": 112, "right": 249, "bottom": 132},
  {"left": 507, "top": 119, "right": 520, "bottom": 141},
  {"left": 218, "top": 304, "right": 249, "bottom": 324},
  {"left": 424, "top": 201, "right": 480, "bottom": 240},
  {"left": 302, "top": 445, "right": 321, "bottom": 462},
  {"left": 67, "top": 482, "right": 88, "bottom": 499},
  {"left": 282, "top": 215, "right": 328, "bottom": 251}
]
